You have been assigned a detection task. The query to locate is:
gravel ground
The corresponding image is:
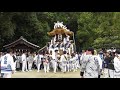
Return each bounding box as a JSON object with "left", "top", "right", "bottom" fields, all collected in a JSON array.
[
  {"left": 11, "top": 69, "right": 105, "bottom": 78},
  {"left": 11, "top": 69, "right": 81, "bottom": 78}
]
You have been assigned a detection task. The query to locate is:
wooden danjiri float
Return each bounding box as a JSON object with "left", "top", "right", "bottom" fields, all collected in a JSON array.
[{"left": 47, "top": 21, "right": 76, "bottom": 55}]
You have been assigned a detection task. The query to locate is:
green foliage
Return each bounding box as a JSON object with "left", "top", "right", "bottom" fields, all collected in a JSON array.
[{"left": 1, "top": 12, "right": 120, "bottom": 51}]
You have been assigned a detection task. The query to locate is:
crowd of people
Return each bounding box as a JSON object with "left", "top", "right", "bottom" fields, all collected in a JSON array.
[
  {"left": 1, "top": 47, "right": 120, "bottom": 78},
  {"left": 0, "top": 49, "right": 81, "bottom": 78},
  {"left": 80, "top": 48, "right": 120, "bottom": 78}
]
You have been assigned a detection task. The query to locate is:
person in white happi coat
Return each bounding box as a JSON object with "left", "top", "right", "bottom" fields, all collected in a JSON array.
[
  {"left": 54, "top": 42, "right": 59, "bottom": 51},
  {"left": 43, "top": 53, "right": 49, "bottom": 73},
  {"left": 66, "top": 34, "right": 70, "bottom": 42},
  {"left": 35, "top": 52, "right": 43, "bottom": 72},
  {"left": 12, "top": 52, "right": 17, "bottom": 72},
  {"left": 66, "top": 42, "right": 71, "bottom": 55},
  {"left": 75, "top": 52, "right": 80, "bottom": 69},
  {"left": 66, "top": 53, "right": 71, "bottom": 72},
  {"left": 59, "top": 51, "right": 68, "bottom": 73},
  {"left": 48, "top": 51, "right": 53, "bottom": 70},
  {"left": 21, "top": 51, "right": 28, "bottom": 72},
  {"left": 0, "top": 52, "right": 4, "bottom": 77},
  {"left": 52, "top": 50, "right": 58, "bottom": 73},
  {"left": 0, "top": 52, "right": 3, "bottom": 77},
  {"left": 27, "top": 53, "right": 34, "bottom": 71},
  {"left": 113, "top": 49, "right": 120, "bottom": 78},
  {"left": 63, "top": 37, "right": 67, "bottom": 45},
  {"left": 69, "top": 54, "right": 73, "bottom": 72},
  {"left": 80, "top": 50, "right": 86, "bottom": 66},
  {"left": 16, "top": 53, "right": 22, "bottom": 71},
  {"left": 71, "top": 53, "right": 77, "bottom": 72},
  {"left": 60, "top": 42, "right": 64, "bottom": 51},
  {"left": 49, "top": 42, "right": 54, "bottom": 54},
  {"left": 1, "top": 50, "right": 15, "bottom": 78},
  {"left": 94, "top": 51, "right": 103, "bottom": 78},
  {"left": 80, "top": 48, "right": 100, "bottom": 78}
]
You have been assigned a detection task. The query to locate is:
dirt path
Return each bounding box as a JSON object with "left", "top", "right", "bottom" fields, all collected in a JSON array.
[{"left": 12, "top": 70, "right": 81, "bottom": 78}]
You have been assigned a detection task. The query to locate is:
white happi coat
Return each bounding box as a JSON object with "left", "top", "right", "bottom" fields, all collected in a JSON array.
[
  {"left": 49, "top": 44, "right": 54, "bottom": 54},
  {"left": 80, "top": 52, "right": 86, "bottom": 65},
  {"left": 27, "top": 55, "right": 34, "bottom": 63},
  {"left": 60, "top": 54, "right": 67, "bottom": 65},
  {"left": 81, "top": 55, "right": 100, "bottom": 78},
  {"left": 60, "top": 54, "right": 67, "bottom": 72},
  {"left": 95, "top": 55, "right": 102, "bottom": 70},
  {"left": 66, "top": 35, "right": 70, "bottom": 42},
  {"left": 21, "top": 53, "right": 28, "bottom": 71},
  {"left": 114, "top": 54, "right": 120, "bottom": 78},
  {"left": 52, "top": 49, "right": 57, "bottom": 61},
  {"left": 1, "top": 54, "right": 15, "bottom": 73},
  {"left": 37, "top": 54, "right": 43, "bottom": 64},
  {"left": 51, "top": 50, "right": 58, "bottom": 73},
  {"left": 63, "top": 38, "right": 67, "bottom": 45},
  {"left": 21, "top": 53, "right": 27, "bottom": 62},
  {"left": 75, "top": 53, "right": 80, "bottom": 68}
]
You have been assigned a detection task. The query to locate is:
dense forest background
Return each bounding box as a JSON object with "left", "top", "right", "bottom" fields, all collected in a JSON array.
[{"left": 0, "top": 12, "right": 120, "bottom": 52}]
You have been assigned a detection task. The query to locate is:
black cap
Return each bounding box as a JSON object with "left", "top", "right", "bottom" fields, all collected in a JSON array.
[
  {"left": 87, "top": 47, "right": 94, "bottom": 51},
  {"left": 87, "top": 47, "right": 94, "bottom": 55}
]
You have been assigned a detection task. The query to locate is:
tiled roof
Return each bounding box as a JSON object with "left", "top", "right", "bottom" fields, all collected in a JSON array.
[{"left": 3, "top": 36, "right": 40, "bottom": 48}]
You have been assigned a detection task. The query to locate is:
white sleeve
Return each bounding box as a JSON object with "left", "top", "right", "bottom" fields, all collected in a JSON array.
[
  {"left": 41, "top": 55, "right": 43, "bottom": 59},
  {"left": 34, "top": 55, "right": 37, "bottom": 61},
  {"left": 114, "top": 57, "right": 120, "bottom": 72},
  {"left": 10, "top": 56, "right": 15, "bottom": 70},
  {"left": 80, "top": 54, "right": 84, "bottom": 61},
  {"left": 21, "top": 55, "right": 24, "bottom": 61},
  {"left": 60, "top": 55, "right": 64, "bottom": 62},
  {"left": 97, "top": 56, "right": 102, "bottom": 69}
]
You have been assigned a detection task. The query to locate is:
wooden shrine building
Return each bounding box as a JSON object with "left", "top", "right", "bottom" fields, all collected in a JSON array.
[{"left": 3, "top": 36, "right": 40, "bottom": 53}]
